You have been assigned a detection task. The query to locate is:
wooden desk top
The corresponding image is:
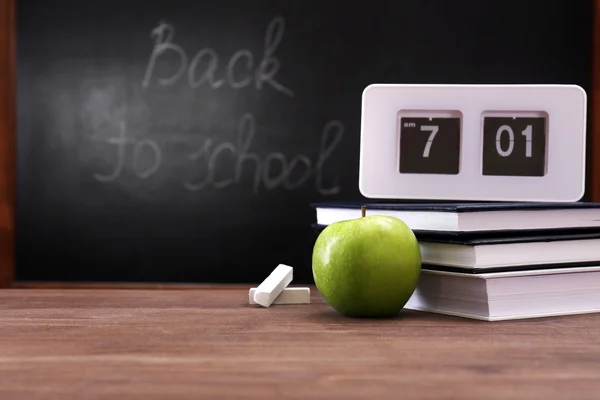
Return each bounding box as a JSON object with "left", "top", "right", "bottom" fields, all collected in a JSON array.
[{"left": 0, "top": 287, "right": 599, "bottom": 399}]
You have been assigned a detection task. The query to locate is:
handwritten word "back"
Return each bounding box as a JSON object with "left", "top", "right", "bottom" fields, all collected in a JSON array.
[{"left": 142, "top": 17, "right": 293, "bottom": 97}]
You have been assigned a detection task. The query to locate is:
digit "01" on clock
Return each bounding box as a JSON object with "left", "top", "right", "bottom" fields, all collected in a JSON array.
[
  {"left": 482, "top": 115, "right": 547, "bottom": 177},
  {"left": 495, "top": 124, "right": 533, "bottom": 158}
]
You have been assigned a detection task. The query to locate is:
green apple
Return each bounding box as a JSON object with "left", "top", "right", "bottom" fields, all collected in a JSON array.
[{"left": 312, "top": 210, "right": 421, "bottom": 318}]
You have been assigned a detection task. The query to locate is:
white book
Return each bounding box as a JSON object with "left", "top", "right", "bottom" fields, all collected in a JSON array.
[
  {"left": 417, "top": 231, "right": 600, "bottom": 271},
  {"left": 405, "top": 266, "right": 600, "bottom": 321}
]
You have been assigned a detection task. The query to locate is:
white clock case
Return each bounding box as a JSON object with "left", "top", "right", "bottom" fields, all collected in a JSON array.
[{"left": 359, "top": 84, "right": 587, "bottom": 202}]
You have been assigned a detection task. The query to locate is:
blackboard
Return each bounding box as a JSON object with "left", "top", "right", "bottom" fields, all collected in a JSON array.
[{"left": 15, "top": 0, "right": 594, "bottom": 284}]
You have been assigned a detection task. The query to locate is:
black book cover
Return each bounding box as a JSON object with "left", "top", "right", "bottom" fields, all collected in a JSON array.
[
  {"left": 420, "top": 262, "right": 600, "bottom": 274},
  {"left": 310, "top": 223, "right": 600, "bottom": 243},
  {"left": 311, "top": 201, "right": 600, "bottom": 213}
]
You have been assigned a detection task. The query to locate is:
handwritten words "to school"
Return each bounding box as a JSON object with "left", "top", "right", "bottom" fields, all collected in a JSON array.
[{"left": 92, "top": 113, "right": 344, "bottom": 196}]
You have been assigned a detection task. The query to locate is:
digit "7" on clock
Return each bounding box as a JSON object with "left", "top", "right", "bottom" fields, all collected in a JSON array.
[{"left": 420, "top": 125, "right": 438, "bottom": 158}]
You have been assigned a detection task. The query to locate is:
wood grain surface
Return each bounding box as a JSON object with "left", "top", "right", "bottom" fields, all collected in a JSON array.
[{"left": 0, "top": 288, "right": 599, "bottom": 399}]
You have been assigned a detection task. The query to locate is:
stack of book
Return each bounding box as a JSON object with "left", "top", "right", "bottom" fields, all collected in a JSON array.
[{"left": 311, "top": 201, "right": 600, "bottom": 321}]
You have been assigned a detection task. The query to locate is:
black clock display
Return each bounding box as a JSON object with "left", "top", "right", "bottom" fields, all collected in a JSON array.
[
  {"left": 399, "top": 117, "right": 461, "bottom": 174},
  {"left": 482, "top": 116, "right": 547, "bottom": 177}
]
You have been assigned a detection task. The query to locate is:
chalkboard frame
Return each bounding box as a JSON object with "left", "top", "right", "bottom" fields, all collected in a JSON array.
[
  {"left": 0, "top": 0, "right": 15, "bottom": 288},
  {"left": 1, "top": 0, "right": 600, "bottom": 288}
]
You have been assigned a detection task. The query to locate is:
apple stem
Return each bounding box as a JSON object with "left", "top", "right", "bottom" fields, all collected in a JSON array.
[{"left": 361, "top": 205, "right": 366, "bottom": 218}]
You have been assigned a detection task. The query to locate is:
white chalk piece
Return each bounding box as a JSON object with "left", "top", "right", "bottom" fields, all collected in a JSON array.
[
  {"left": 253, "top": 264, "right": 293, "bottom": 307},
  {"left": 249, "top": 287, "right": 311, "bottom": 305}
]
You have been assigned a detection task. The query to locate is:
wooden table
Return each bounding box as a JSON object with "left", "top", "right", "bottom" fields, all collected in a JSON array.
[{"left": 0, "top": 287, "right": 599, "bottom": 399}]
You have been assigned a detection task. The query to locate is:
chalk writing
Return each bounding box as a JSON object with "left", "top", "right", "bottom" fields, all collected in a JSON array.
[
  {"left": 183, "top": 113, "right": 342, "bottom": 195},
  {"left": 133, "top": 138, "right": 162, "bottom": 179},
  {"left": 142, "top": 17, "right": 293, "bottom": 97},
  {"left": 93, "top": 121, "right": 127, "bottom": 182},
  {"left": 93, "top": 122, "right": 163, "bottom": 182},
  {"left": 92, "top": 15, "right": 343, "bottom": 194},
  {"left": 92, "top": 113, "right": 343, "bottom": 195}
]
